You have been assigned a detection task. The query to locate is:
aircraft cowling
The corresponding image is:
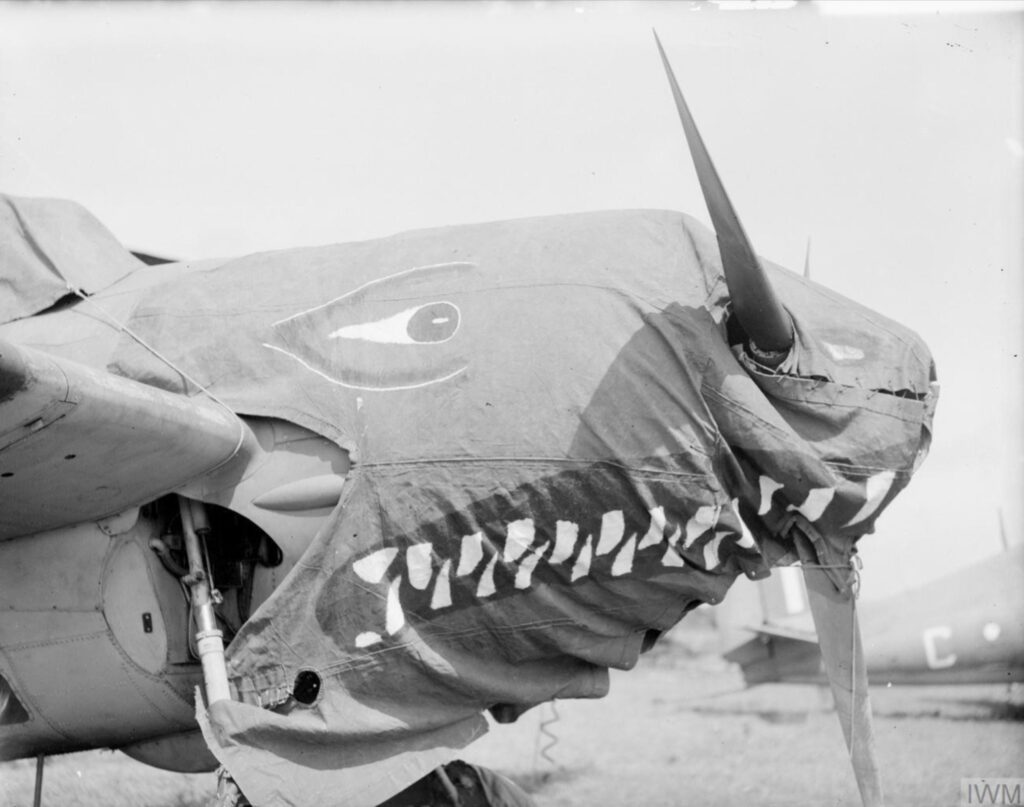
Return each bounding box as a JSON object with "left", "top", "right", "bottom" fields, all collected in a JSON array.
[
  {"left": 104, "top": 208, "right": 936, "bottom": 807},
  {"left": 0, "top": 510, "right": 211, "bottom": 766}
]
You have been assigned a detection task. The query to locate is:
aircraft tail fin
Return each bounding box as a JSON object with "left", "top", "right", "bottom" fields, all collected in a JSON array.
[
  {"left": 714, "top": 565, "right": 812, "bottom": 649},
  {"left": 715, "top": 564, "right": 820, "bottom": 683}
]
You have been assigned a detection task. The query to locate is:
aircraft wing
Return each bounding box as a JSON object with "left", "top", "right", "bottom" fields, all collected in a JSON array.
[
  {"left": 723, "top": 621, "right": 823, "bottom": 685},
  {"left": 739, "top": 621, "right": 818, "bottom": 644},
  {"left": 0, "top": 338, "right": 245, "bottom": 540}
]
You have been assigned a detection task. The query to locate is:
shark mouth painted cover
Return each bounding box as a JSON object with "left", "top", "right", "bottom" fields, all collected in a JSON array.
[{"left": 109, "top": 207, "right": 936, "bottom": 806}]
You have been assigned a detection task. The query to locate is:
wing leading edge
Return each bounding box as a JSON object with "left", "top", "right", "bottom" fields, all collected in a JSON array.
[{"left": 0, "top": 339, "right": 244, "bottom": 540}]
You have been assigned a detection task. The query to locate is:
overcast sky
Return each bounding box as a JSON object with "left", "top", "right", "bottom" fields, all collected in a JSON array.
[{"left": 1, "top": 1, "right": 1020, "bottom": 601}]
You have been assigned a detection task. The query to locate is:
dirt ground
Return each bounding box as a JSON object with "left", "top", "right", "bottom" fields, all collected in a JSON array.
[{"left": 2, "top": 631, "right": 1022, "bottom": 807}]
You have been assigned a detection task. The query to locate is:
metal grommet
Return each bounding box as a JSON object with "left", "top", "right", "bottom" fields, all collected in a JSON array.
[{"left": 292, "top": 670, "right": 322, "bottom": 705}]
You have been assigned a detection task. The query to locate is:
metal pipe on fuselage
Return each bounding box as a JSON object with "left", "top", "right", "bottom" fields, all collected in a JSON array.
[
  {"left": 177, "top": 496, "right": 232, "bottom": 704},
  {"left": 33, "top": 754, "right": 43, "bottom": 807}
]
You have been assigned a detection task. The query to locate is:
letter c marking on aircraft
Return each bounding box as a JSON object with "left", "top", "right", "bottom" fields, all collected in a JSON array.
[{"left": 922, "top": 625, "right": 956, "bottom": 669}]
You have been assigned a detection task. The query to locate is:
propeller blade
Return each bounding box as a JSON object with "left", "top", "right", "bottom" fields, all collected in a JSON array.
[
  {"left": 653, "top": 31, "right": 793, "bottom": 356},
  {"left": 799, "top": 550, "right": 885, "bottom": 807}
]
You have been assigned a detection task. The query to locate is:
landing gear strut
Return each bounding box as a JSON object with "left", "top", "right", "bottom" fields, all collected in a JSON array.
[
  {"left": 178, "top": 497, "right": 231, "bottom": 705},
  {"left": 177, "top": 496, "right": 247, "bottom": 807},
  {"left": 33, "top": 754, "right": 43, "bottom": 807}
]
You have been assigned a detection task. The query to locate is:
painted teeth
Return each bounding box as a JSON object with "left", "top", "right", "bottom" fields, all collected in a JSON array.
[
  {"left": 457, "top": 532, "right": 484, "bottom": 576},
  {"left": 571, "top": 535, "right": 593, "bottom": 582},
  {"left": 340, "top": 471, "right": 902, "bottom": 653},
  {"left": 348, "top": 475, "right": 859, "bottom": 648},
  {"left": 703, "top": 532, "right": 729, "bottom": 570},
  {"left": 683, "top": 505, "right": 720, "bottom": 550},
  {"left": 637, "top": 506, "right": 667, "bottom": 550},
  {"left": 550, "top": 520, "right": 578, "bottom": 564},
  {"left": 758, "top": 475, "right": 785, "bottom": 515},
  {"left": 661, "top": 528, "right": 684, "bottom": 567},
  {"left": 515, "top": 542, "right": 550, "bottom": 589},
  {"left": 503, "top": 519, "right": 535, "bottom": 563},
  {"left": 355, "top": 631, "right": 382, "bottom": 648},
  {"left": 407, "top": 543, "right": 434, "bottom": 590},
  {"left": 844, "top": 471, "right": 895, "bottom": 527},
  {"left": 352, "top": 547, "right": 399, "bottom": 584},
  {"left": 430, "top": 559, "right": 453, "bottom": 609},
  {"left": 595, "top": 511, "right": 625, "bottom": 556},
  {"left": 385, "top": 576, "right": 405, "bottom": 634},
  {"left": 787, "top": 487, "right": 835, "bottom": 522},
  {"left": 477, "top": 554, "right": 499, "bottom": 599},
  {"left": 611, "top": 535, "right": 637, "bottom": 577},
  {"left": 350, "top": 503, "right": 736, "bottom": 647}
]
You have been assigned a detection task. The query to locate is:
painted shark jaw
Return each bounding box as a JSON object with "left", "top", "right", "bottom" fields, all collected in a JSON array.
[
  {"left": 345, "top": 503, "right": 742, "bottom": 649},
  {"left": 317, "top": 460, "right": 754, "bottom": 653}
]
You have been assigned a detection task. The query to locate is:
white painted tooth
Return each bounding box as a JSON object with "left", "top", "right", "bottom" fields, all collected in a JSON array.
[
  {"left": 661, "top": 524, "right": 684, "bottom": 566},
  {"left": 737, "top": 523, "right": 756, "bottom": 549},
  {"left": 596, "top": 511, "right": 625, "bottom": 556},
  {"left": 457, "top": 532, "right": 484, "bottom": 576},
  {"left": 757, "top": 476, "right": 785, "bottom": 516},
  {"left": 549, "top": 520, "right": 579, "bottom": 564},
  {"left": 729, "top": 498, "right": 758, "bottom": 548},
  {"left": 503, "top": 519, "right": 535, "bottom": 563},
  {"left": 431, "top": 559, "right": 453, "bottom": 609},
  {"left": 385, "top": 575, "right": 405, "bottom": 635},
  {"left": 571, "top": 535, "right": 593, "bottom": 582},
  {"left": 611, "top": 535, "right": 637, "bottom": 577},
  {"left": 637, "top": 506, "right": 667, "bottom": 550},
  {"left": 683, "top": 505, "right": 720, "bottom": 549},
  {"left": 667, "top": 524, "right": 681, "bottom": 548},
  {"left": 843, "top": 471, "right": 896, "bottom": 527},
  {"left": 406, "top": 543, "right": 434, "bottom": 590},
  {"left": 515, "top": 542, "right": 549, "bottom": 590},
  {"left": 787, "top": 487, "right": 836, "bottom": 522},
  {"left": 355, "top": 632, "right": 383, "bottom": 648},
  {"left": 662, "top": 547, "right": 685, "bottom": 567},
  {"left": 477, "top": 553, "right": 499, "bottom": 598},
  {"left": 353, "top": 547, "right": 399, "bottom": 583},
  {"left": 703, "top": 532, "right": 729, "bottom": 570}
]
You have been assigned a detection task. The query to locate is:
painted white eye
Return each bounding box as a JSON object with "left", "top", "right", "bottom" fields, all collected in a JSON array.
[
  {"left": 822, "top": 341, "right": 865, "bottom": 362},
  {"left": 328, "top": 302, "right": 460, "bottom": 345}
]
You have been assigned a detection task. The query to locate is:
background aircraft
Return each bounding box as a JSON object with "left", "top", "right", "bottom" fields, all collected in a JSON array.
[{"left": 721, "top": 542, "right": 1024, "bottom": 686}]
